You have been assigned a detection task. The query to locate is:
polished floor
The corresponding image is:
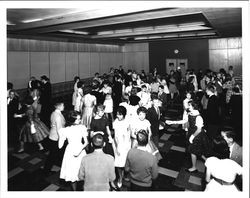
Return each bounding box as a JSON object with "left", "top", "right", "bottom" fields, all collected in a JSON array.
[{"left": 8, "top": 101, "right": 212, "bottom": 191}]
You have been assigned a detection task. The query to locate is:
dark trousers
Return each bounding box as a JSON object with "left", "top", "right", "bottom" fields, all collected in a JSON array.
[
  {"left": 43, "top": 138, "right": 60, "bottom": 171},
  {"left": 130, "top": 182, "right": 152, "bottom": 191}
]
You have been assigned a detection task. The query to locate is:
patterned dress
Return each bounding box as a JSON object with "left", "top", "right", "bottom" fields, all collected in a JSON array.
[{"left": 19, "top": 105, "right": 49, "bottom": 143}]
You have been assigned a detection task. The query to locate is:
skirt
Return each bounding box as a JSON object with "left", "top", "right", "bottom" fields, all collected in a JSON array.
[
  {"left": 104, "top": 98, "right": 113, "bottom": 113},
  {"left": 20, "top": 119, "right": 49, "bottom": 143}
]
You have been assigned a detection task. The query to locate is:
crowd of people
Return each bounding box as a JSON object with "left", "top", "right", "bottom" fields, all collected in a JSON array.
[{"left": 7, "top": 64, "right": 242, "bottom": 191}]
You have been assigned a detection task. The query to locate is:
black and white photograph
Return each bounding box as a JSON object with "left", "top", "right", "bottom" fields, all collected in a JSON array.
[{"left": 1, "top": 1, "right": 249, "bottom": 198}]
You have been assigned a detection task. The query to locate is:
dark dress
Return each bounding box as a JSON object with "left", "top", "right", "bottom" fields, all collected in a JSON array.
[
  {"left": 187, "top": 114, "right": 212, "bottom": 157},
  {"left": 89, "top": 116, "right": 114, "bottom": 157},
  {"left": 19, "top": 105, "right": 49, "bottom": 143}
]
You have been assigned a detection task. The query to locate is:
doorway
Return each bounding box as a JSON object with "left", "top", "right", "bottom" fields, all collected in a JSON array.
[{"left": 166, "top": 58, "right": 188, "bottom": 74}]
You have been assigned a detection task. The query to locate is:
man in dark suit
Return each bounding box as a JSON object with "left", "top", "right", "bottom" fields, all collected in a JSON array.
[
  {"left": 158, "top": 85, "right": 168, "bottom": 116},
  {"left": 205, "top": 84, "right": 221, "bottom": 139},
  {"left": 40, "top": 75, "right": 52, "bottom": 127},
  {"left": 146, "top": 94, "right": 161, "bottom": 147},
  {"left": 7, "top": 89, "right": 19, "bottom": 147}
]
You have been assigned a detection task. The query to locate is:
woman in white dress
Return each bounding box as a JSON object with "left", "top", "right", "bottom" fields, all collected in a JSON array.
[
  {"left": 58, "top": 111, "right": 88, "bottom": 191},
  {"left": 81, "top": 86, "right": 96, "bottom": 129},
  {"left": 204, "top": 136, "right": 242, "bottom": 192},
  {"left": 72, "top": 76, "right": 80, "bottom": 107},
  {"left": 130, "top": 106, "right": 161, "bottom": 161},
  {"left": 113, "top": 106, "right": 131, "bottom": 188},
  {"left": 74, "top": 81, "right": 84, "bottom": 112}
]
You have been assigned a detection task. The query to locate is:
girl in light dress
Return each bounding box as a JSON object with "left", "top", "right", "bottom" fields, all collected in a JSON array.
[
  {"left": 74, "top": 81, "right": 84, "bottom": 113},
  {"left": 58, "top": 111, "right": 88, "bottom": 191},
  {"left": 113, "top": 106, "right": 131, "bottom": 188},
  {"left": 81, "top": 86, "right": 96, "bottom": 129},
  {"left": 137, "top": 84, "right": 151, "bottom": 109},
  {"left": 182, "top": 91, "right": 193, "bottom": 132},
  {"left": 72, "top": 76, "right": 80, "bottom": 107},
  {"left": 100, "top": 80, "right": 114, "bottom": 122},
  {"left": 130, "top": 106, "right": 161, "bottom": 161}
]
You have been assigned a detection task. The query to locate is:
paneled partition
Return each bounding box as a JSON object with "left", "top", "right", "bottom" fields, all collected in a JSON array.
[
  {"left": 7, "top": 38, "right": 123, "bottom": 89},
  {"left": 209, "top": 37, "right": 242, "bottom": 75}
]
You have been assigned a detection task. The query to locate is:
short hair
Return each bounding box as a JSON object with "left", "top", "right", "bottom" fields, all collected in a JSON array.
[
  {"left": 188, "top": 100, "right": 199, "bottom": 110},
  {"left": 116, "top": 106, "right": 127, "bottom": 117},
  {"left": 137, "top": 130, "right": 148, "bottom": 146},
  {"left": 41, "top": 75, "right": 49, "bottom": 81},
  {"left": 137, "top": 106, "right": 147, "bottom": 115},
  {"left": 95, "top": 72, "right": 99, "bottom": 76},
  {"left": 151, "top": 93, "right": 158, "bottom": 101},
  {"left": 67, "top": 111, "right": 81, "bottom": 126},
  {"left": 212, "top": 136, "right": 230, "bottom": 159},
  {"left": 103, "top": 80, "right": 109, "bottom": 85},
  {"left": 141, "top": 84, "right": 147, "bottom": 89},
  {"left": 83, "top": 86, "right": 92, "bottom": 95},
  {"left": 92, "top": 133, "right": 104, "bottom": 149},
  {"left": 221, "top": 130, "right": 236, "bottom": 141},
  {"left": 24, "top": 96, "right": 34, "bottom": 105},
  {"left": 7, "top": 82, "right": 13, "bottom": 90},
  {"left": 206, "top": 84, "right": 215, "bottom": 93}
]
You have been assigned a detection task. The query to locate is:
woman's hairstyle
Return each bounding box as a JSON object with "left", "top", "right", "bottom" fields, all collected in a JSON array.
[
  {"left": 66, "top": 111, "right": 81, "bottom": 126},
  {"left": 74, "top": 76, "right": 80, "bottom": 82},
  {"left": 83, "top": 86, "right": 92, "bottom": 95},
  {"left": 103, "top": 80, "right": 109, "bottom": 86},
  {"left": 41, "top": 75, "right": 49, "bottom": 81},
  {"left": 54, "top": 100, "right": 64, "bottom": 108},
  {"left": 116, "top": 106, "right": 127, "bottom": 118},
  {"left": 137, "top": 130, "right": 149, "bottom": 146},
  {"left": 212, "top": 135, "right": 230, "bottom": 159},
  {"left": 130, "top": 87, "right": 138, "bottom": 96},
  {"left": 96, "top": 104, "right": 105, "bottom": 112},
  {"left": 159, "top": 85, "right": 164, "bottom": 90},
  {"left": 77, "top": 81, "right": 83, "bottom": 88},
  {"left": 188, "top": 100, "right": 199, "bottom": 110},
  {"left": 137, "top": 106, "right": 147, "bottom": 115}
]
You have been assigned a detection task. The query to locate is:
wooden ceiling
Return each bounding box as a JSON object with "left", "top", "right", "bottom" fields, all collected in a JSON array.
[{"left": 7, "top": 7, "right": 242, "bottom": 44}]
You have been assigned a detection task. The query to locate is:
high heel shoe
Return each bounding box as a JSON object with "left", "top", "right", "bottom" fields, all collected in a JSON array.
[{"left": 185, "top": 168, "right": 198, "bottom": 173}]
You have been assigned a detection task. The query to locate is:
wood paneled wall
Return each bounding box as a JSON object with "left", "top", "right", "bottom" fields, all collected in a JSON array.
[
  {"left": 123, "top": 43, "right": 149, "bottom": 73},
  {"left": 7, "top": 38, "right": 123, "bottom": 89},
  {"left": 209, "top": 37, "right": 242, "bottom": 75}
]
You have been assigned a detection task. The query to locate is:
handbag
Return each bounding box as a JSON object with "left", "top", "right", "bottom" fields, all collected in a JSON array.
[{"left": 31, "top": 124, "right": 36, "bottom": 134}]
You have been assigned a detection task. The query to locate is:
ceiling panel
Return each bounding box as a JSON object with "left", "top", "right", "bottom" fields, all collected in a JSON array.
[{"left": 7, "top": 7, "right": 242, "bottom": 44}]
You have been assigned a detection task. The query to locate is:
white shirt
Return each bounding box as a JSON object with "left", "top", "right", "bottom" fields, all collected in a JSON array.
[{"left": 229, "top": 143, "right": 235, "bottom": 158}]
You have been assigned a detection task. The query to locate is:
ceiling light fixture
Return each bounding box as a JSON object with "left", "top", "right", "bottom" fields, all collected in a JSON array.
[
  {"left": 97, "top": 31, "right": 114, "bottom": 35},
  {"left": 134, "top": 37, "right": 148, "bottom": 40},
  {"left": 60, "top": 30, "right": 89, "bottom": 35},
  {"left": 21, "top": 18, "right": 43, "bottom": 23},
  {"left": 196, "top": 32, "right": 216, "bottom": 36}
]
